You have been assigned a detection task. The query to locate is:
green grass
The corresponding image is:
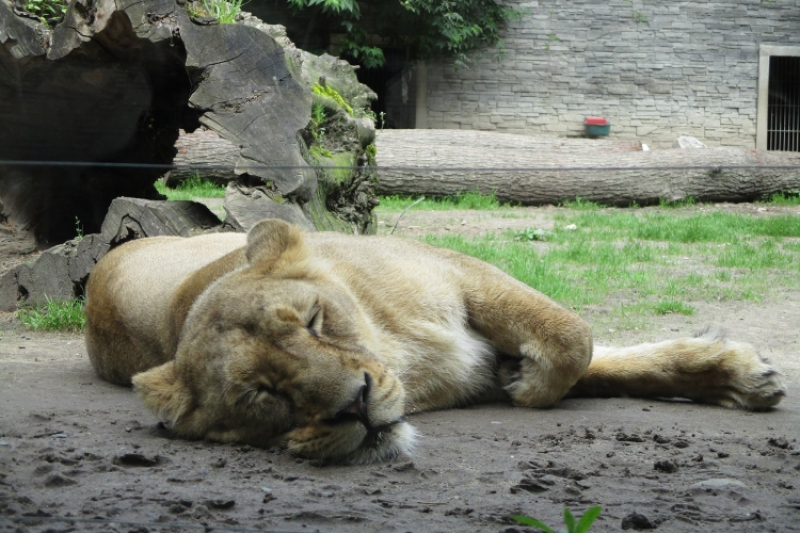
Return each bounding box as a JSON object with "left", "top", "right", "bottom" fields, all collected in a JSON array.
[
  {"left": 155, "top": 175, "right": 226, "bottom": 201},
  {"left": 200, "top": 0, "right": 243, "bottom": 23},
  {"left": 16, "top": 298, "right": 86, "bottom": 332},
  {"left": 765, "top": 191, "right": 800, "bottom": 206},
  {"left": 378, "top": 192, "right": 504, "bottom": 211},
  {"left": 422, "top": 206, "right": 800, "bottom": 320}
]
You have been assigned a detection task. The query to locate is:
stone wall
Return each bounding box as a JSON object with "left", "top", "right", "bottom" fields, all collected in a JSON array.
[{"left": 421, "top": 0, "right": 800, "bottom": 148}]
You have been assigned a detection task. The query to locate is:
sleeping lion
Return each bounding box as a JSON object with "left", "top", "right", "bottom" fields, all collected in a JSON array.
[{"left": 85, "top": 219, "right": 786, "bottom": 464}]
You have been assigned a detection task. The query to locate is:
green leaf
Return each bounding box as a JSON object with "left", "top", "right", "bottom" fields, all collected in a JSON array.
[
  {"left": 575, "top": 506, "right": 603, "bottom": 533},
  {"left": 563, "top": 508, "right": 576, "bottom": 532},
  {"left": 511, "top": 515, "right": 558, "bottom": 533}
]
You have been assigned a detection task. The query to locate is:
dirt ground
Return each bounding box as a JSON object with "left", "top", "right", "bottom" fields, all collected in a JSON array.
[{"left": 1, "top": 205, "right": 799, "bottom": 533}]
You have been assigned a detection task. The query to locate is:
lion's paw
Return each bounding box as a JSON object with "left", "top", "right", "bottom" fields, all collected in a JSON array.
[{"left": 707, "top": 342, "right": 786, "bottom": 411}]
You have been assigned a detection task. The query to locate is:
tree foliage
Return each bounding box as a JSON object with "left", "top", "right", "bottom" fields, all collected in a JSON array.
[{"left": 283, "top": 0, "right": 521, "bottom": 67}]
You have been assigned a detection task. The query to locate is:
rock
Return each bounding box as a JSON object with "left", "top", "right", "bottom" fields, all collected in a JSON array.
[
  {"left": 654, "top": 459, "right": 679, "bottom": 473},
  {"left": 43, "top": 473, "right": 77, "bottom": 488},
  {"left": 673, "top": 136, "right": 707, "bottom": 149},
  {"left": 690, "top": 478, "right": 748, "bottom": 492},
  {"left": 510, "top": 475, "right": 550, "bottom": 493},
  {"left": 112, "top": 453, "right": 161, "bottom": 467},
  {"left": 621, "top": 512, "right": 657, "bottom": 530},
  {"left": 15, "top": 242, "right": 79, "bottom": 306},
  {"left": 207, "top": 499, "right": 236, "bottom": 510},
  {"left": 768, "top": 437, "right": 790, "bottom": 449}
]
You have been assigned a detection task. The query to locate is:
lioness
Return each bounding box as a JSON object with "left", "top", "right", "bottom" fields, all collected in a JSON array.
[{"left": 86, "top": 219, "right": 786, "bottom": 464}]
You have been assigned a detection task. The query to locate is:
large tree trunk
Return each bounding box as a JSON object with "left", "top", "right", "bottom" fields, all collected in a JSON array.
[
  {"left": 375, "top": 130, "right": 800, "bottom": 205},
  {"left": 0, "top": 0, "right": 378, "bottom": 309},
  {"left": 0, "top": 0, "right": 378, "bottom": 247}
]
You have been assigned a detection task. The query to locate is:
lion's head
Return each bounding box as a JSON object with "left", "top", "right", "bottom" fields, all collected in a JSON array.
[{"left": 132, "top": 220, "right": 415, "bottom": 464}]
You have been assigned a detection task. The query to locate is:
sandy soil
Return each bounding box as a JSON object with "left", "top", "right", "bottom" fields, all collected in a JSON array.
[{"left": 1, "top": 205, "right": 799, "bottom": 533}]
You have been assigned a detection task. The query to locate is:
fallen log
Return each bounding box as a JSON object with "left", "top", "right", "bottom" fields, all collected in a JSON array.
[{"left": 375, "top": 130, "right": 800, "bottom": 205}]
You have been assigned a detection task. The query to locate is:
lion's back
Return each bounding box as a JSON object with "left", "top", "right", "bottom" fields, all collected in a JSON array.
[{"left": 85, "top": 233, "right": 247, "bottom": 385}]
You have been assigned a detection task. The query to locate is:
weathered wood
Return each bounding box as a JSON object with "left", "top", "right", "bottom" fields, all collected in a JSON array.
[
  {"left": 165, "top": 129, "right": 240, "bottom": 187},
  {"left": 223, "top": 179, "right": 315, "bottom": 232},
  {"left": 0, "top": 198, "right": 222, "bottom": 310},
  {"left": 100, "top": 197, "right": 222, "bottom": 245},
  {"left": 375, "top": 130, "right": 800, "bottom": 205},
  {"left": 0, "top": 0, "right": 378, "bottom": 246}
]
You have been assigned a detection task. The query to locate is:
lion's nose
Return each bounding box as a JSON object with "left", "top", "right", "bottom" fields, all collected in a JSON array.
[{"left": 333, "top": 372, "right": 373, "bottom": 428}]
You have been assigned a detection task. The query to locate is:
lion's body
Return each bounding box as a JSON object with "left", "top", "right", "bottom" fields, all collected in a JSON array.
[{"left": 85, "top": 220, "right": 786, "bottom": 463}]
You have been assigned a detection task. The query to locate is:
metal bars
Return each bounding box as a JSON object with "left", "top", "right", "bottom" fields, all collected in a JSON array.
[{"left": 767, "top": 56, "right": 800, "bottom": 152}]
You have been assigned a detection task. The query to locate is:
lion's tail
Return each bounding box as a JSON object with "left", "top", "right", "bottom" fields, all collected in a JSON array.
[{"left": 568, "top": 327, "right": 786, "bottom": 410}]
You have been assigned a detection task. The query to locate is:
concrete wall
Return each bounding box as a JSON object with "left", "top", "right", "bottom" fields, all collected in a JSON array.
[{"left": 420, "top": 0, "right": 800, "bottom": 148}]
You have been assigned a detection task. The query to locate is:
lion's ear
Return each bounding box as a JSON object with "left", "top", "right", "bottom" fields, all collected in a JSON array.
[
  {"left": 132, "top": 362, "right": 193, "bottom": 428},
  {"left": 245, "top": 219, "right": 309, "bottom": 272}
]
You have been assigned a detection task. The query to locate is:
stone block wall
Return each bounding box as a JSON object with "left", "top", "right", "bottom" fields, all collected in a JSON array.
[{"left": 422, "top": 0, "right": 800, "bottom": 148}]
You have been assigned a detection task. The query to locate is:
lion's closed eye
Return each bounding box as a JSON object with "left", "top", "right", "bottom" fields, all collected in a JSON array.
[
  {"left": 306, "top": 306, "right": 323, "bottom": 338},
  {"left": 257, "top": 383, "right": 280, "bottom": 397}
]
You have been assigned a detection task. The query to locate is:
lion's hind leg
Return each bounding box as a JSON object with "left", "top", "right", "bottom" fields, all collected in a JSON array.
[{"left": 569, "top": 328, "right": 786, "bottom": 410}]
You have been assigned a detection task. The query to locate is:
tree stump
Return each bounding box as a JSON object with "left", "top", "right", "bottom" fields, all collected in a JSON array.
[
  {"left": 0, "top": 198, "right": 223, "bottom": 310},
  {"left": 0, "top": 0, "right": 378, "bottom": 247}
]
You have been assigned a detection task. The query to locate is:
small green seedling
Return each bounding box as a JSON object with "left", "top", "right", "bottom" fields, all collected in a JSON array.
[
  {"left": 512, "top": 506, "right": 602, "bottom": 533},
  {"left": 514, "top": 227, "right": 550, "bottom": 242}
]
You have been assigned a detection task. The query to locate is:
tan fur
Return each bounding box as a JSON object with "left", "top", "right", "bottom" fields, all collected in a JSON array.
[{"left": 85, "top": 220, "right": 786, "bottom": 463}]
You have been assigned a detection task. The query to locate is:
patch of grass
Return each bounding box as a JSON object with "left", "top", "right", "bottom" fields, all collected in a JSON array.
[
  {"left": 16, "top": 298, "right": 86, "bottom": 332},
  {"left": 652, "top": 300, "right": 696, "bottom": 315},
  {"left": 424, "top": 233, "right": 598, "bottom": 307},
  {"left": 200, "top": 0, "right": 244, "bottom": 23},
  {"left": 156, "top": 175, "right": 226, "bottom": 201},
  {"left": 765, "top": 191, "right": 800, "bottom": 205},
  {"left": 558, "top": 209, "right": 800, "bottom": 244},
  {"left": 378, "top": 192, "right": 504, "bottom": 212},
  {"left": 421, "top": 206, "right": 800, "bottom": 320}
]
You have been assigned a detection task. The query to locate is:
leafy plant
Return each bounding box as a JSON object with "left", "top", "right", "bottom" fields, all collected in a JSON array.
[
  {"left": 281, "top": 0, "right": 524, "bottom": 68},
  {"left": 16, "top": 297, "right": 86, "bottom": 332},
  {"left": 22, "top": 0, "right": 67, "bottom": 24},
  {"left": 74, "top": 217, "right": 84, "bottom": 243},
  {"left": 514, "top": 227, "right": 549, "bottom": 241},
  {"left": 340, "top": 24, "right": 386, "bottom": 69},
  {"left": 311, "top": 103, "right": 327, "bottom": 128},
  {"left": 199, "top": 0, "right": 244, "bottom": 23},
  {"left": 512, "top": 506, "right": 602, "bottom": 533}
]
